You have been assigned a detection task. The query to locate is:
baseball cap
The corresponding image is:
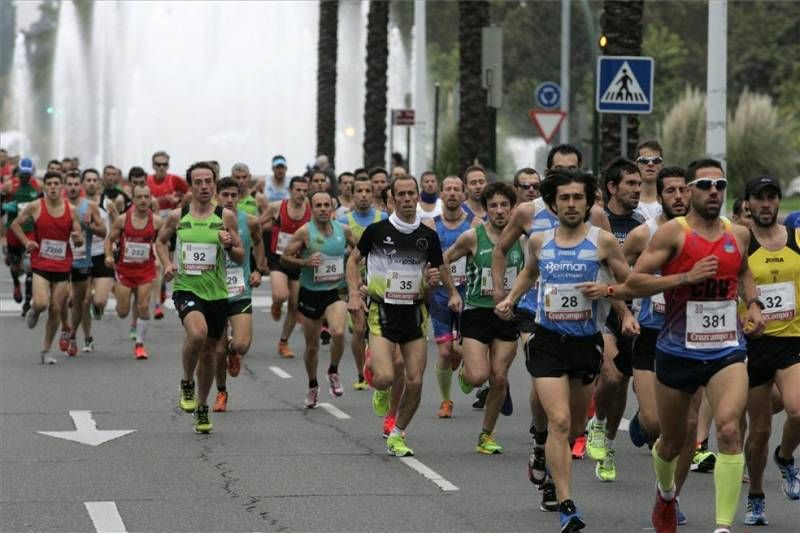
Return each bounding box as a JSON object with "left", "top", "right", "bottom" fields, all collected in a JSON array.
[
  {"left": 744, "top": 175, "right": 782, "bottom": 199},
  {"left": 783, "top": 211, "right": 800, "bottom": 229},
  {"left": 272, "top": 155, "right": 287, "bottom": 168},
  {"left": 18, "top": 158, "right": 34, "bottom": 176}
]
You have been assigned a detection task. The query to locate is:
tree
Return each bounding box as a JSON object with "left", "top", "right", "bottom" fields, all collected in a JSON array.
[
  {"left": 316, "top": 0, "right": 338, "bottom": 167},
  {"left": 363, "top": 1, "right": 389, "bottom": 169},
  {"left": 599, "top": 0, "right": 644, "bottom": 168},
  {"left": 457, "top": 0, "right": 490, "bottom": 173}
]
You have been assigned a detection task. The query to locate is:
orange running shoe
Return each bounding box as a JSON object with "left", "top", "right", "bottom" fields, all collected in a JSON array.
[
  {"left": 278, "top": 340, "right": 294, "bottom": 358},
  {"left": 382, "top": 414, "right": 396, "bottom": 438},
  {"left": 437, "top": 400, "right": 454, "bottom": 418},
  {"left": 213, "top": 390, "right": 228, "bottom": 412},
  {"left": 153, "top": 303, "right": 164, "bottom": 320},
  {"left": 270, "top": 301, "right": 282, "bottom": 321},
  {"left": 228, "top": 353, "right": 241, "bottom": 377},
  {"left": 572, "top": 434, "right": 587, "bottom": 459},
  {"left": 58, "top": 328, "right": 71, "bottom": 352},
  {"left": 67, "top": 338, "right": 78, "bottom": 356},
  {"left": 134, "top": 343, "right": 149, "bottom": 360}
]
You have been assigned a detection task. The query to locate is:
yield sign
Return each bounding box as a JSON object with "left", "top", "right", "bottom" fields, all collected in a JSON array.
[
  {"left": 528, "top": 109, "right": 567, "bottom": 144},
  {"left": 38, "top": 410, "right": 136, "bottom": 446}
]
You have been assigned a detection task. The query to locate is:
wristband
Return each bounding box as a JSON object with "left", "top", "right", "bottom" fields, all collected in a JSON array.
[
  {"left": 747, "top": 298, "right": 765, "bottom": 310},
  {"left": 606, "top": 285, "right": 614, "bottom": 297}
]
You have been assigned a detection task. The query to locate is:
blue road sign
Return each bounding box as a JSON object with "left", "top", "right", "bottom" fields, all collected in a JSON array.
[
  {"left": 535, "top": 82, "right": 561, "bottom": 109},
  {"left": 596, "top": 56, "right": 654, "bottom": 114}
]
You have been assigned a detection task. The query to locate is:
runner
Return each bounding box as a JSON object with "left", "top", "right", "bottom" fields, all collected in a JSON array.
[
  {"left": 635, "top": 140, "right": 665, "bottom": 220},
  {"left": 231, "top": 162, "right": 268, "bottom": 218},
  {"left": 10, "top": 171, "right": 84, "bottom": 364},
  {"left": 495, "top": 168, "right": 631, "bottom": 532},
  {"left": 156, "top": 161, "right": 243, "bottom": 434},
  {"left": 263, "top": 155, "right": 290, "bottom": 201},
  {"left": 346, "top": 175, "right": 460, "bottom": 456},
  {"left": 105, "top": 183, "right": 163, "bottom": 359},
  {"left": 262, "top": 176, "right": 310, "bottom": 358},
  {"left": 422, "top": 176, "right": 476, "bottom": 418},
  {"left": 741, "top": 175, "right": 800, "bottom": 525},
  {"left": 417, "top": 171, "right": 442, "bottom": 220},
  {"left": 211, "top": 177, "right": 267, "bottom": 411},
  {"left": 446, "top": 182, "right": 522, "bottom": 453},
  {"left": 607, "top": 159, "right": 765, "bottom": 533},
  {"left": 368, "top": 167, "right": 389, "bottom": 212},
  {"left": 461, "top": 166, "right": 488, "bottom": 221},
  {"left": 513, "top": 167, "right": 541, "bottom": 204},
  {"left": 282, "top": 190, "right": 358, "bottom": 407},
  {"left": 335, "top": 171, "right": 355, "bottom": 216},
  {"left": 100, "top": 165, "right": 132, "bottom": 216}
]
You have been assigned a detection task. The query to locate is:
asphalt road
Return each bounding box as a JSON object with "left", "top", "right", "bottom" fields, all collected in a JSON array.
[{"left": 0, "top": 272, "right": 796, "bottom": 532}]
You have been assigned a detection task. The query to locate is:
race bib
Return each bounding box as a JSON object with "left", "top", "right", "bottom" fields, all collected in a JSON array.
[
  {"left": 685, "top": 300, "right": 738, "bottom": 350},
  {"left": 314, "top": 255, "right": 344, "bottom": 283},
  {"left": 276, "top": 231, "right": 292, "bottom": 255},
  {"left": 181, "top": 243, "right": 216, "bottom": 275},
  {"left": 449, "top": 257, "right": 467, "bottom": 286},
  {"left": 71, "top": 241, "right": 87, "bottom": 261},
  {"left": 384, "top": 270, "right": 422, "bottom": 305},
  {"left": 226, "top": 266, "right": 245, "bottom": 297},
  {"left": 543, "top": 283, "right": 592, "bottom": 321},
  {"left": 123, "top": 242, "right": 150, "bottom": 263},
  {"left": 41, "top": 239, "right": 67, "bottom": 260},
  {"left": 757, "top": 281, "right": 796, "bottom": 321},
  {"left": 651, "top": 292, "right": 666, "bottom": 314},
  {"left": 480, "top": 267, "right": 517, "bottom": 296}
]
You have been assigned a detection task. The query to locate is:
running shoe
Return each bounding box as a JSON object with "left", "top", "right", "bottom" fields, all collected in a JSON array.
[
  {"left": 40, "top": 350, "right": 57, "bottom": 365},
  {"left": 179, "top": 380, "right": 197, "bottom": 412},
  {"left": 458, "top": 366, "right": 473, "bottom": 394},
  {"left": 352, "top": 378, "right": 368, "bottom": 390},
  {"left": 82, "top": 337, "right": 94, "bottom": 352},
  {"left": 651, "top": 488, "right": 677, "bottom": 533},
  {"left": 629, "top": 410, "right": 649, "bottom": 448},
  {"left": 270, "top": 301, "right": 282, "bottom": 321},
  {"left": 382, "top": 414, "right": 396, "bottom": 438},
  {"left": 571, "top": 434, "right": 587, "bottom": 459},
  {"left": 21, "top": 301, "right": 31, "bottom": 317},
  {"left": 386, "top": 433, "right": 414, "bottom": 456},
  {"left": 67, "top": 338, "right": 78, "bottom": 356},
  {"left": 675, "top": 498, "right": 687, "bottom": 526},
  {"left": 472, "top": 383, "right": 489, "bottom": 409},
  {"left": 372, "top": 387, "right": 390, "bottom": 417},
  {"left": 153, "top": 303, "right": 164, "bottom": 320},
  {"left": 320, "top": 325, "right": 331, "bottom": 345},
  {"left": 213, "top": 391, "right": 228, "bottom": 412},
  {"left": 92, "top": 304, "right": 104, "bottom": 319},
  {"left": 194, "top": 405, "right": 212, "bottom": 434},
  {"left": 595, "top": 448, "right": 617, "bottom": 482},
  {"left": 476, "top": 432, "right": 503, "bottom": 455},
  {"left": 539, "top": 479, "right": 559, "bottom": 512},
  {"left": 278, "top": 340, "right": 294, "bottom": 358},
  {"left": 774, "top": 446, "right": 800, "bottom": 500},
  {"left": 134, "top": 343, "right": 149, "bottom": 360},
  {"left": 304, "top": 386, "right": 319, "bottom": 409},
  {"left": 558, "top": 499, "right": 585, "bottom": 532},
  {"left": 436, "top": 400, "right": 453, "bottom": 418},
  {"left": 327, "top": 372, "right": 344, "bottom": 397},
  {"left": 500, "top": 383, "right": 513, "bottom": 416},
  {"left": 13, "top": 283, "right": 22, "bottom": 303},
  {"left": 744, "top": 494, "right": 768, "bottom": 525},
  {"left": 586, "top": 421, "right": 608, "bottom": 461},
  {"left": 227, "top": 353, "right": 241, "bottom": 377},
  {"left": 690, "top": 445, "right": 717, "bottom": 472},
  {"left": 128, "top": 326, "right": 136, "bottom": 340},
  {"left": 528, "top": 444, "right": 547, "bottom": 485},
  {"left": 58, "top": 328, "right": 70, "bottom": 352}
]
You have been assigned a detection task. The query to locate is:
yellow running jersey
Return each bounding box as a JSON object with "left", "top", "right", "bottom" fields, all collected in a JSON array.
[{"left": 748, "top": 227, "right": 800, "bottom": 336}]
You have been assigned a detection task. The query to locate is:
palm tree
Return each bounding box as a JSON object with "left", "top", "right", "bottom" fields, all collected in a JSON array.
[
  {"left": 599, "top": 0, "right": 644, "bottom": 167},
  {"left": 317, "top": 1, "right": 339, "bottom": 168},
  {"left": 458, "top": 1, "right": 490, "bottom": 173},
  {"left": 363, "top": 0, "right": 389, "bottom": 169}
]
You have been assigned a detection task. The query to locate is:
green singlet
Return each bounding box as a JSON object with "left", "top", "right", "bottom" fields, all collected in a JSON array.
[
  {"left": 174, "top": 205, "right": 229, "bottom": 300},
  {"left": 465, "top": 224, "right": 524, "bottom": 309},
  {"left": 237, "top": 193, "right": 259, "bottom": 217}
]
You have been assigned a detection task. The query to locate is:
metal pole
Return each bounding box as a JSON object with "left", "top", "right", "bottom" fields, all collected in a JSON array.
[
  {"left": 489, "top": 107, "right": 497, "bottom": 171},
  {"left": 433, "top": 83, "right": 440, "bottom": 172},
  {"left": 389, "top": 119, "right": 394, "bottom": 170},
  {"left": 406, "top": 127, "right": 411, "bottom": 172},
  {"left": 620, "top": 115, "right": 627, "bottom": 158},
  {"left": 412, "top": 0, "right": 428, "bottom": 178},
  {"left": 559, "top": 0, "right": 570, "bottom": 144},
  {"left": 706, "top": 0, "right": 727, "bottom": 211}
]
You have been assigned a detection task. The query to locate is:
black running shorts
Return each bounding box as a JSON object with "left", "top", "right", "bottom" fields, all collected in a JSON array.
[{"left": 526, "top": 326, "right": 604, "bottom": 385}]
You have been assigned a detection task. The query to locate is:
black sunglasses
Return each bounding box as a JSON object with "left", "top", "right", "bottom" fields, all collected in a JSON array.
[
  {"left": 154, "top": 162, "right": 169, "bottom": 168},
  {"left": 517, "top": 183, "right": 540, "bottom": 190},
  {"left": 690, "top": 179, "right": 727, "bottom": 191},
  {"left": 636, "top": 156, "right": 663, "bottom": 165}
]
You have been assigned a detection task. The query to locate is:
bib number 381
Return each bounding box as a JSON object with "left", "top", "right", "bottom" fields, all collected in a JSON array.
[{"left": 685, "top": 300, "right": 738, "bottom": 350}]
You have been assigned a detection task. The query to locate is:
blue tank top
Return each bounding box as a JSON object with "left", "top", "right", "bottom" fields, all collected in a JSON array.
[
  {"left": 535, "top": 225, "right": 603, "bottom": 336},
  {"left": 300, "top": 220, "right": 347, "bottom": 291},
  {"left": 461, "top": 202, "right": 487, "bottom": 222},
  {"left": 225, "top": 210, "right": 252, "bottom": 301},
  {"left": 518, "top": 198, "right": 560, "bottom": 313},
  {"left": 71, "top": 199, "right": 93, "bottom": 269},
  {"left": 431, "top": 212, "right": 474, "bottom": 302},
  {"left": 636, "top": 219, "right": 665, "bottom": 330}
]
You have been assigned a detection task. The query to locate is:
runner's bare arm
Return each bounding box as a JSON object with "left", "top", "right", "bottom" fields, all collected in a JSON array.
[
  {"left": 155, "top": 208, "right": 179, "bottom": 279},
  {"left": 578, "top": 230, "right": 632, "bottom": 299},
  {"left": 247, "top": 215, "right": 268, "bottom": 273},
  {"left": 221, "top": 208, "right": 244, "bottom": 264},
  {"left": 279, "top": 225, "right": 309, "bottom": 269},
  {"left": 443, "top": 228, "right": 476, "bottom": 265},
  {"left": 69, "top": 207, "right": 84, "bottom": 247},
  {"left": 589, "top": 205, "right": 612, "bottom": 232},
  {"left": 492, "top": 204, "right": 531, "bottom": 303},
  {"left": 495, "top": 234, "right": 541, "bottom": 319},
  {"left": 104, "top": 215, "right": 125, "bottom": 265},
  {"left": 345, "top": 248, "right": 368, "bottom": 313},
  {"left": 88, "top": 203, "right": 107, "bottom": 238},
  {"left": 9, "top": 201, "right": 39, "bottom": 250},
  {"left": 622, "top": 223, "right": 648, "bottom": 266}
]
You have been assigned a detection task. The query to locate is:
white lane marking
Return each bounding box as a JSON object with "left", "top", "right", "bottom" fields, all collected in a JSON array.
[
  {"left": 269, "top": 366, "right": 291, "bottom": 379},
  {"left": 84, "top": 501, "right": 127, "bottom": 532},
  {"left": 399, "top": 457, "right": 459, "bottom": 491},
  {"left": 319, "top": 402, "right": 351, "bottom": 419}
]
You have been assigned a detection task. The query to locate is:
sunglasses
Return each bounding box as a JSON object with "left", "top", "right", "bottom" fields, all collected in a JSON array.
[
  {"left": 690, "top": 178, "right": 727, "bottom": 191},
  {"left": 154, "top": 162, "right": 169, "bottom": 168},
  {"left": 636, "top": 156, "right": 663, "bottom": 165},
  {"left": 517, "top": 183, "right": 540, "bottom": 190}
]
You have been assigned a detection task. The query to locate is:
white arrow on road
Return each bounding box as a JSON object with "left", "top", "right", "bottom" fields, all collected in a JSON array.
[{"left": 37, "top": 411, "right": 136, "bottom": 446}]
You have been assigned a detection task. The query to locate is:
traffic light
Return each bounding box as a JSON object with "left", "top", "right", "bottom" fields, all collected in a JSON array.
[{"left": 598, "top": 34, "right": 608, "bottom": 49}]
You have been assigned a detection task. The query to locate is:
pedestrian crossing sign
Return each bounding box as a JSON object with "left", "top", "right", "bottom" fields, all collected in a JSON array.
[{"left": 596, "top": 56, "right": 654, "bottom": 114}]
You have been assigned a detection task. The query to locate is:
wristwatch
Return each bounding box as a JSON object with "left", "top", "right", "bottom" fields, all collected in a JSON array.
[{"left": 747, "top": 297, "right": 765, "bottom": 310}]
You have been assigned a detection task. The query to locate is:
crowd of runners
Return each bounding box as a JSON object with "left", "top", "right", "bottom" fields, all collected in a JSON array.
[{"left": 1, "top": 144, "right": 799, "bottom": 532}]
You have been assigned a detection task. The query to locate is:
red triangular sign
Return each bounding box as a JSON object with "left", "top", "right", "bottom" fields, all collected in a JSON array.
[{"left": 528, "top": 109, "right": 567, "bottom": 144}]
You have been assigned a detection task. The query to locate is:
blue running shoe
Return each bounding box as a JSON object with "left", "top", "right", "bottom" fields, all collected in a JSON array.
[
  {"left": 676, "top": 497, "right": 687, "bottom": 526},
  {"left": 744, "top": 494, "right": 768, "bottom": 526},
  {"left": 629, "top": 410, "right": 649, "bottom": 448},
  {"left": 500, "top": 383, "right": 513, "bottom": 416},
  {"left": 558, "top": 499, "right": 585, "bottom": 532},
  {"left": 774, "top": 446, "right": 800, "bottom": 500}
]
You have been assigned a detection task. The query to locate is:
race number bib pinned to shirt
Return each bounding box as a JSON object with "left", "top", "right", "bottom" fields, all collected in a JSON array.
[
  {"left": 123, "top": 242, "right": 150, "bottom": 263},
  {"left": 314, "top": 255, "right": 344, "bottom": 283},
  {"left": 685, "top": 300, "right": 739, "bottom": 350},
  {"left": 181, "top": 243, "right": 216, "bottom": 275},
  {"left": 480, "top": 267, "right": 517, "bottom": 296},
  {"left": 651, "top": 292, "right": 666, "bottom": 314},
  {"left": 757, "top": 281, "right": 796, "bottom": 321},
  {"left": 543, "top": 283, "right": 592, "bottom": 321},
  {"left": 41, "top": 239, "right": 67, "bottom": 260},
  {"left": 226, "top": 266, "right": 245, "bottom": 297},
  {"left": 449, "top": 257, "right": 467, "bottom": 286},
  {"left": 276, "top": 231, "right": 292, "bottom": 255},
  {"left": 71, "top": 241, "right": 87, "bottom": 261},
  {"left": 384, "top": 271, "right": 422, "bottom": 305}
]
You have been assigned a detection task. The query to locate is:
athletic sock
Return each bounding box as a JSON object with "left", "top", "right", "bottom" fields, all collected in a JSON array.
[
  {"left": 591, "top": 415, "right": 606, "bottom": 429},
  {"left": 652, "top": 444, "right": 677, "bottom": 499},
  {"left": 435, "top": 364, "right": 452, "bottom": 401},
  {"left": 217, "top": 384, "right": 227, "bottom": 392},
  {"left": 607, "top": 438, "right": 615, "bottom": 450},
  {"left": 136, "top": 318, "right": 150, "bottom": 344},
  {"left": 25, "top": 274, "right": 32, "bottom": 299},
  {"left": 714, "top": 452, "right": 744, "bottom": 527},
  {"left": 309, "top": 378, "right": 318, "bottom": 388},
  {"left": 534, "top": 429, "right": 548, "bottom": 448},
  {"left": 390, "top": 426, "right": 404, "bottom": 438},
  {"left": 327, "top": 364, "right": 338, "bottom": 374}
]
